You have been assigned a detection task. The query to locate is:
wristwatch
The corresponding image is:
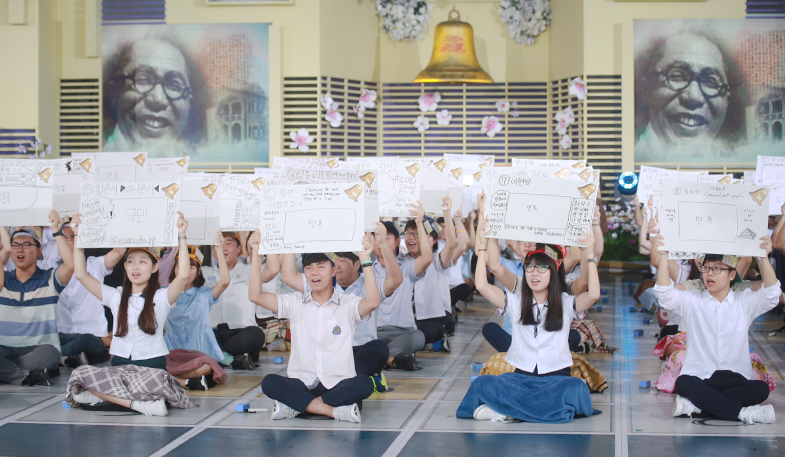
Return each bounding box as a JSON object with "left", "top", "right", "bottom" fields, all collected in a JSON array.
[
  {"left": 586, "top": 257, "right": 598, "bottom": 264},
  {"left": 52, "top": 229, "right": 64, "bottom": 238}
]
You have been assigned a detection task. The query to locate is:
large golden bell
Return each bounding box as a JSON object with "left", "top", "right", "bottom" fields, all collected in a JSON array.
[{"left": 414, "top": 9, "right": 493, "bottom": 84}]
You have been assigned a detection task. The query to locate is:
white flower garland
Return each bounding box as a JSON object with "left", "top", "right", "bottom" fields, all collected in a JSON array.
[
  {"left": 377, "top": 0, "right": 434, "bottom": 43},
  {"left": 498, "top": 0, "right": 551, "bottom": 46}
]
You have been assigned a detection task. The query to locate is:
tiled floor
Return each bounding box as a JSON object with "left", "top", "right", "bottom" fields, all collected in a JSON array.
[{"left": 1, "top": 273, "right": 784, "bottom": 456}]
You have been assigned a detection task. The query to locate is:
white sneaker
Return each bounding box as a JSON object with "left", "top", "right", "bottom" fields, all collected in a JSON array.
[
  {"left": 738, "top": 405, "right": 776, "bottom": 425},
  {"left": 271, "top": 400, "right": 298, "bottom": 420},
  {"left": 473, "top": 404, "right": 509, "bottom": 422},
  {"left": 672, "top": 395, "right": 701, "bottom": 417},
  {"left": 72, "top": 390, "right": 102, "bottom": 406},
  {"left": 131, "top": 399, "right": 168, "bottom": 417},
  {"left": 333, "top": 403, "right": 361, "bottom": 423}
]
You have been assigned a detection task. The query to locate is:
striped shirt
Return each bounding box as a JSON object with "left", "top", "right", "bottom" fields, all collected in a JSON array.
[{"left": 0, "top": 268, "right": 65, "bottom": 350}]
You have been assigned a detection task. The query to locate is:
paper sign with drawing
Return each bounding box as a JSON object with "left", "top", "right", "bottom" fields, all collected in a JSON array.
[
  {"left": 45, "top": 157, "right": 96, "bottom": 216},
  {"left": 755, "top": 156, "right": 785, "bottom": 215},
  {"left": 659, "top": 181, "right": 770, "bottom": 257},
  {"left": 0, "top": 159, "right": 55, "bottom": 226},
  {"left": 257, "top": 183, "right": 365, "bottom": 254},
  {"left": 76, "top": 181, "right": 181, "bottom": 248},
  {"left": 218, "top": 174, "right": 265, "bottom": 231},
  {"left": 484, "top": 173, "right": 598, "bottom": 246},
  {"left": 637, "top": 165, "right": 707, "bottom": 212},
  {"left": 148, "top": 157, "right": 190, "bottom": 181},
  {"left": 181, "top": 173, "right": 221, "bottom": 245},
  {"left": 73, "top": 152, "right": 151, "bottom": 182},
  {"left": 373, "top": 161, "right": 421, "bottom": 217},
  {"left": 272, "top": 156, "right": 342, "bottom": 169},
  {"left": 511, "top": 158, "right": 585, "bottom": 169}
]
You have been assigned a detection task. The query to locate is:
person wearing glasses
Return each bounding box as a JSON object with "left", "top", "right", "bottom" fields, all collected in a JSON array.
[
  {"left": 654, "top": 236, "right": 779, "bottom": 425},
  {"left": 0, "top": 211, "right": 74, "bottom": 386},
  {"left": 460, "top": 215, "right": 600, "bottom": 423},
  {"left": 635, "top": 32, "right": 745, "bottom": 161},
  {"left": 103, "top": 37, "right": 206, "bottom": 157},
  {"left": 56, "top": 223, "right": 126, "bottom": 368}
]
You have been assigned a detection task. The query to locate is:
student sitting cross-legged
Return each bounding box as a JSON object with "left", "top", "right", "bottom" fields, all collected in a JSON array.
[
  {"left": 653, "top": 235, "right": 780, "bottom": 425},
  {"left": 278, "top": 222, "right": 403, "bottom": 392},
  {"left": 249, "top": 232, "right": 380, "bottom": 423},
  {"left": 0, "top": 211, "right": 74, "bottom": 386},
  {"left": 458, "top": 213, "right": 601, "bottom": 423}
]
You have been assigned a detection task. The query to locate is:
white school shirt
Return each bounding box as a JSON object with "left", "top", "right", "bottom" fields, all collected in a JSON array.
[
  {"left": 374, "top": 254, "right": 424, "bottom": 329},
  {"left": 276, "top": 290, "right": 367, "bottom": 389},
  {"left": 414, "top": 253, "right": 451, "bottom": 320},
  {"left": 101, "top": 285, "right": 173, "bottom": 360},
  {"left": 56, "top": 256, "right": 111, "bottom": 337},
  {"left": 438, "top": 239, "right": 465, "bottom": 288},
  {"left": 503, "top": 290, "right": 578, "bottom": 374},
  {"left": 654, "top": 280, "right": 781, "bottom": 380},
  {"left": 302, "top": 273, "right": 385, "bottom": 346},
  {"left": 204, "top": 262, "right": 259, "bottom": 328}
]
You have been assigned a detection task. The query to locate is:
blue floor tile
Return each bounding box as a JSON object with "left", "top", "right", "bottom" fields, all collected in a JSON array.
[
  {"left": 399, "top": 432, "right": 614, "bottom": 457},
  {"left": 628, "top": 435, "right": 785, "bottom": 457}
]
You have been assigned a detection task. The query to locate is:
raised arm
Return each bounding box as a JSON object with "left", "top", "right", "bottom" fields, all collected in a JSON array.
[
  {"left": 211, "top": 231, "right": 231, "bottom": 300},
  {"left": 103, "top": 247, "right": 127, "bottom": 270},
  {"left": 575, "top": 229, "right": 600, "bottom": 313},
  {"left": 280, "top": 253, "right": 304, "bottom": 293},
  {"left": 465, "top": 210, "right": 476, "bottom": 250},
  {"left": 638, "top": 208, "right": 652, "bottom": 254},
  {"left": 655, "top": 237, "right": 671, "bottom": 287},
  {"left": 262, "top": 253, "right": 280, "bottom": 283},
  {"left": 473, "top": 216, "right": 505, "bottom": 309},
  {"left": 410, "top": 201, "right": 433, "bottom": 276},
  {"left": 248, "top": 232, "right": 279, "bottom": 313},
  {"left": 167, "top": 212, "right": 191, "bottom": 305},
  {"left": 0, "top": 227, "right": 7, "bottom": 290},
  {"left": 51, "top": 210, "right": 74, "bottom": 285},
  {"left": 774, "top": 203, "right": 785, "bottom": 253},
  {"left": 357, "top": 234, "right": 380, "bottom": 317},
  {"left": 632, "top": 194, "right": 642, "bottom": 227},
  {"left": 597, "top": 196, "right": 608, "bottom": 237},
  {"left": 758, "top": 236, "right": 778, "bottom": 288},
  {"left": 592, "top": 206, "right": 604, "bottom": 260},
  {"left": 375, "top": 222, "right": 402, "bottom": 297},
  {"left": 69, "top": 215, "right": 103, "bottom": 301},
  {"left": 479, "top": 192, "right": 516, "bottom": 291},
  {"left": 439, "top": 196, "right": 458, "bottom": 268}
]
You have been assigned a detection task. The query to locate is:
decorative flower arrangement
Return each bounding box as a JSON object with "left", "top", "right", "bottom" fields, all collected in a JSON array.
[
  {"left": 377, "top": 0, "right": 434, "bottom": 43},
  {"left": 495, "top": 100, "right": 511, "bottom": 113},
  {"left": 435, "top": 109, "right": 452, "bottom": 126},
  {"left": 324, "top": 102, "right": 343, "bottom": 128},
  {"left": 604, "top": 202, "right": 647, "bottom": 261},
  {"left": 554, "top": 107, "right": 575, "bottom": 135},
  {"left": 418, "top": 91, "right": 441, "bottom": 112},
  {"left": 19, "top": 138, "right": 52, "bottom": 158},
  {"left": 353, "top": 105, "right": 366, "bottom": 119},
  {"left": 569, "top": 76, "right": 587, "bottom": 100},
  {"left": 498, "top": 0, "right": 551, "bottom": 46},
  {"left": 320, "top": 93, "right": 334, "bottom": 110},
  {"left": 559, "top": 134, "right": 572, "bottom": 150},
  {"left": 481, "top": 116, "right": 504, "bottom": 137},
  {"left": 413, "top": 115, "right": 430, "bottom": 133},
  {"left": 289, "top": 128, "right": 314, "bottom": 153},
  {"left": 358, "top": 89, "right": 377, "bottom": 109}
]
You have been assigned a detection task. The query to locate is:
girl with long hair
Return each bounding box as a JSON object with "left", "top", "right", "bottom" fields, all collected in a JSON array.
[{"left": 64, "top": 212, "right": 192, "bottom": 417}]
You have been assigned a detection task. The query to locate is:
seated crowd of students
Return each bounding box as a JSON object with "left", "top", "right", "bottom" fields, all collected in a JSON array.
[{"left": 0, "top": 191, "right": 780, "bottom": 425}]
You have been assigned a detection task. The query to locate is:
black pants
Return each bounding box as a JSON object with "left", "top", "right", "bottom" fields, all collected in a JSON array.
[
  {"left": 416, "top": 316, "right": 446, "bottom": 344},
  {"left": 450, "top": 283, "right": 473, "bottom": 306},
  {"left": 213, "top": 326, "right": 265, "bottom": 362},
  {"left": 674, "top": 370, "right": 770, "bottom": 421},
  {"left": 0, "top": 345, "right": 60, "bottom": 384},
  {"left": 482, "top": 322, "right": 581, "bottom": 353},
  {"left": 261, "top": 374, "right": 374, "bottom": 413},
  {"left": 515, "top": 366, "right": 571, "bottom": 377},
  {"left": 658, "top": 324, "right": 679, "bottom": 341},
  {"left": 353, "top": 339, "right": 389, "bottom": 376},
  {"left": 58, "top": 333, "right": 105, "bottom": 358}
]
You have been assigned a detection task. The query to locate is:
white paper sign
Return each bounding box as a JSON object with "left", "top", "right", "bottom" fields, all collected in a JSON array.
[
  {"left": 148, "top": 157, "right": 190, "bottom": 181},
  {"left": 444, "top": 154, "right": 495, "bottom": 169},
  {"left": 47, "top": 157, "right": 95, "bottom": 216},
  {"left": 755, "top": 156, "right": 785, "bottom": 215},
  {"left": 420, "top": 187, "right": 462, "bottom": 214},
  {"left": 0, "top": 159, "right": 55, "bottom": 226},
  {"left": 76, "top": 181, "right": 180, "bottom": 248},
  {"left": 696, "top": 174, "right": 741, "bottom": 184},
  {"left": 218, "top": 174, "right": 265, "bottom": 231},
  {"left": 485, "top": 174, "right": 598, "bottom": 246},
  {"left": 659, "top": 181, "right": 769, "bottom": 257},
  {"left": 258, "top": 184, "right": 365, "bottom": 254},
  {"left": 272, "top": 156, "right": 342, "bottom": 169},
  {"left": 346, "top": 156, "right": 400, "bottom": 163},
  {"left": 73, "top": 152, "right": 151, "bottom": 182},
  {"left": 511, "top": 158, "right": 586, "bottom": 169},
  {"left": 637, "top": 165, "right": 706, "bottom": 210},
  {"left": 181, "top": 174, "right": 221, "bottom": 245},
  {"left": 744, "top": 171, "right": 757, "bottom": 185},
  {"left": 375, "top": 161, "right": 421, "bottom": 217}
]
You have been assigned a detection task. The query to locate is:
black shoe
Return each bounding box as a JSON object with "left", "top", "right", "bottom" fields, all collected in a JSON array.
[
  {"left": 22, "top": 369, "right": 51, "bottom": 386},
  {"left": 204, "top": 375, "right": 218, "bottom": 389},
  {"left": 186, "top": 376, "right": 207, "bottom": 391},
  {"left": 391, "top": 354, "right": 417, "bottom": 371},
  {"left": 48, "top": 366, "right": 60, "bottom": 378},
  {"left": 230, "top": 353, "right": 254, "bottom": 370}
]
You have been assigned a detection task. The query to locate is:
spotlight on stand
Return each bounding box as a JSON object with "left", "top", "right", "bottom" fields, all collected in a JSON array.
[{"left": 615, "top": 171, "right": 638, "bottom": 202}]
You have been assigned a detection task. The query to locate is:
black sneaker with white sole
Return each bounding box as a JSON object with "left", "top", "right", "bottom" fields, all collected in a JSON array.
[
  {"left": 230, "top": 353, "right": 255, "bottom": 370},
  {"left": 390, "top": 354, "right": 417, "bottom": 371},
  {"left": 22, "top": 369, "right": 51, "bottom": 386}
]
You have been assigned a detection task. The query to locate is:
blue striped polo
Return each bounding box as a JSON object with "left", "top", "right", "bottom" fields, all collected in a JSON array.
[{"left": 0, "top": 267, "right": 65, "bottom": 350}]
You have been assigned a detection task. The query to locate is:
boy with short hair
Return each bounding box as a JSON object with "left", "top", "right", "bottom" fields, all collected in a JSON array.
[
  {"left": 654, "top": 236, "right": 780, "bottom": 424},
  {"left": 248, "top": 233, "right": 381, "bottom": 422}
]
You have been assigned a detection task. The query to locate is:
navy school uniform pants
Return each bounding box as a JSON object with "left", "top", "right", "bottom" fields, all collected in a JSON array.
[
  {"left": 261, "top": 374, "right": 374, "bottom": 413},
  {"left": 674, "top": 370, "right": 769, "bottom": 421},
  {"left": 353, "top": 339, "right": 389, "bottom": 376}
]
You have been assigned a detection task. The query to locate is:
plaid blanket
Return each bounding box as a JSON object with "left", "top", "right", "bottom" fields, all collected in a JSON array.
[
  {"left": 570, "top": 319, "right": 614, "bottom": 353},
  {"left": 65, "top": 364, "right": 195, "bottom": 409},
  {"left": 480, "top": 352, "right": 608, "bottom": 393}
]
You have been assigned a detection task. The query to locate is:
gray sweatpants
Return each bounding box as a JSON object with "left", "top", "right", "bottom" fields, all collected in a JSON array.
[
  {"left": 377, "top": 326, "right": 426, "bottom": 358},
  {"left": 0, "top": 345, "right": 61, "bottom": 384}
]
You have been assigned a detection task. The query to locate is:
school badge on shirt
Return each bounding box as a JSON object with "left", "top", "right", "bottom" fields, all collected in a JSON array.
[{"left": 332, "top": 326, "right": 341, "bottom": 335}]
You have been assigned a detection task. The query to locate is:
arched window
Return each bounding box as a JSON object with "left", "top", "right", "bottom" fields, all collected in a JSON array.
[{"left": 773, "top": 122, "right": 782, "bottom": 142}]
